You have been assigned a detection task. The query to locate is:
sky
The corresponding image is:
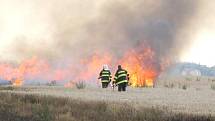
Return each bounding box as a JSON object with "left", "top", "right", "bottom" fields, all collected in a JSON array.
[
  {"left": 180, "top": 1, "right": 215, "bottom": 67},
  {"left": 0, "top": 0, "right": 215, "bottom": 67},
  {"left": 181, "top": 29, "right": 215, "bottom": 67}
]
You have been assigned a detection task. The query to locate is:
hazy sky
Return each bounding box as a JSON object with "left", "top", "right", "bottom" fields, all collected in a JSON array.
[
  {"left": 180, "top": 1, "right": 215, "bottom": 67},
  {"left": 0, "top": 0, "right": 215, "bottom": 67}
]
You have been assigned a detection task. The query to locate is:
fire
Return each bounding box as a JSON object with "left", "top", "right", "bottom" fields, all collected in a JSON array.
[
  {"left": 120, "top": 45, "right": 159, "bottom": 87},
  {"left": 0, "top": 44, "right": 164, "bottom": 88},
  {"left": 12, "top": 79, "right": 23, "bottom": 86},
  {"left": 0, "top": 57, "right": 52, "bottom": 86},
  {"left": 145, "top": 79, "right": 153, "bottom": 87},
  {"left": 64, "top": 53, "right": 113, "bottom": 87}
]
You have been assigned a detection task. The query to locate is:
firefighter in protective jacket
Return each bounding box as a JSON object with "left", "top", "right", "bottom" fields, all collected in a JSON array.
[
  {"left": 114, "top": 65, "right": 129, "bottom": 91},
  {"left": 98, "top": 65, "right": 112, "bottom": 88}
]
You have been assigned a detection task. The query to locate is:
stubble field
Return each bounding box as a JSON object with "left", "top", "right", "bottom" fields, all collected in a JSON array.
[{"left": 0, "top": 76, "right": 215, "bottom": 121}]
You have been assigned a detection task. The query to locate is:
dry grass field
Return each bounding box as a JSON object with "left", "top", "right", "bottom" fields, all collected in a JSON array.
[
  {"left": 1, "top": 92, "right": 214, "bottom": 121},
  {"left": 1, "top": 86, "right": 215, "bottom": 115},
  {"left": 0, "top": 76, "right": 215, "bottom": 121}
]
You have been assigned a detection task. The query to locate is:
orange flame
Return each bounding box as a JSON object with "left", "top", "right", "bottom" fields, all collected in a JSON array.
[
  {"left": 12, "top": 79, "right": 23, "bottom": 86},
  {"left": 120, "top": 46, "right": 158, "bottom": 87},
  {"left": 64, "top": 53, "right": 113, "bottom": 87},
  {"left": 0, "top": 44, "right": 165, "bottom": 88}
]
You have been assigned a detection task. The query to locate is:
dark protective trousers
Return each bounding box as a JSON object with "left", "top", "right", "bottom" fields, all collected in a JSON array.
[
  {"left": 102, "top": 82, "right": 109, "bottom": 88},
  {"left": 118, "top": 83, "right": 127, "bottom": 91}
]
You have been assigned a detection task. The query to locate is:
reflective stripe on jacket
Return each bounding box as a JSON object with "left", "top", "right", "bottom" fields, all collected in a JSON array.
[
  {"left": 99, "top": 69, "right": 111, "bottom": 83},
  {"left": 114, "top": 69, "right": 128, "bottom": 85}
]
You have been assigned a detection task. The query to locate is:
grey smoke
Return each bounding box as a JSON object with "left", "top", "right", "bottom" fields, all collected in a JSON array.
[
  {"left": 53, "top": 0, "right": 199, "bottom": 62},
  {"left": 3, "top": 0, "right": 200, "bottom": 68}
]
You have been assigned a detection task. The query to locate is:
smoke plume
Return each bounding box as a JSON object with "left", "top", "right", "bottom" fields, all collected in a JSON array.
[
  {"left": 0, "top": 0, "right": 199, "bottom": 61},
  {"left": 0, "top": 0, "right": 200, "bottom": 84}
]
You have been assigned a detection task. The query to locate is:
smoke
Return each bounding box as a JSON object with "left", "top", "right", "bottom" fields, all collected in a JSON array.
[
  {"left": 0, "top": 0, "right": 199, "bottom": 62},
  {"left": 0, "top": 0, "right": 201, "bottom": 84},
  {"left": 79, "top": 0, "right": 199, "bottom": 60}
]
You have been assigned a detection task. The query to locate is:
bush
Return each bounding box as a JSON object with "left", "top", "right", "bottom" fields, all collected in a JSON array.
[
  {"left": 46, "top": 80, "right": 57, "bottom": 86},
  {"left": 75, "top": 81, "right": 86, "bottom": 89},
  {"left": 32, "top": 104, "right": 53, "bottom": 121},
  {"left": 164, "top": 83, "right": 174, "bottom": 88},
  {"left": 182, "top": 84, "right": 187, "bottom": 90},
  {"left": 0, "top": 86, "right": 15, "bottom": 91},
  {"left": 211, "top": 84, "right": 215, "bottom": 91},
  {"left": 196, "top": 77, "right": 201, "bottom": 81}
]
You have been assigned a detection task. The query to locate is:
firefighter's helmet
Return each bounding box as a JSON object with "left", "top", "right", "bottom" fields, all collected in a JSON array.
[{"left": 103, "top": 64, "right": 109, "bottom": 70}]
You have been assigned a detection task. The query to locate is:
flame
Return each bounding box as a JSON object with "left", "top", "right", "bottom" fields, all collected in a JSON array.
[
  {"left": 64, "top": 53, "right": 113, "bottom": 88},
  {"left": 12, "top": 79, "right": 23, "bottom": 86},
  {"left": 79, "top": 53, "right": 112, "bottom": 81},
  {"left": 0, "top": 44, "right": 165, "bottom": 88},
  {"left": 120, "top": 45, "right": 159, "bottom": 87}
]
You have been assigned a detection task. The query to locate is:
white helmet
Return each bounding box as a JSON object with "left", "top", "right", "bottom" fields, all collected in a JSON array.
[{"left": 103, "top": 64, "right": 109, "bottom": 70}]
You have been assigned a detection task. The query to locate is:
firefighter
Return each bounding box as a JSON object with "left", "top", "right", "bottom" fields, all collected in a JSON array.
[
  {"left": 98, "top": 65, "right": 112, "bottom": 88},
  {"left": 114, "top": 65, "right": 129, "bottom": 91}
]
